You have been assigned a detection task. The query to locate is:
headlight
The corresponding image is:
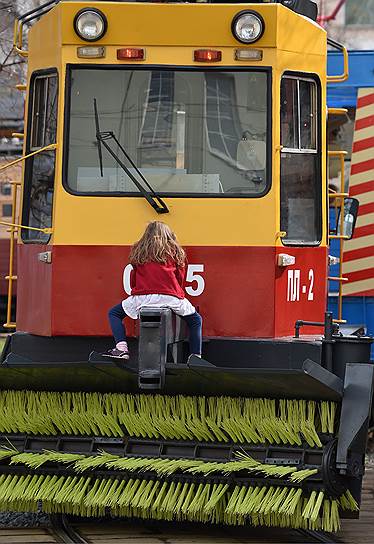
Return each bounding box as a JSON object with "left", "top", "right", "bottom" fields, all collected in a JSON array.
[
  {"left": 232, "top": 11, "right": 264, "bottom": 44},
  {"left": 74, "top": 9, "right": 107, "bottom": 42}
]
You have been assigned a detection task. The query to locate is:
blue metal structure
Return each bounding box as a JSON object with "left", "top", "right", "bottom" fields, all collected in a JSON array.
[
  {"left": 327, "top": 50, "right": 374, "bottom": 359},
  {"left": 328, "top": 50, "right": 374, "bottom": 107}
]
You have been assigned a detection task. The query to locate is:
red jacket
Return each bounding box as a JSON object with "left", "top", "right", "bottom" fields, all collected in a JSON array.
[{"left": 130, "top": 261, "right": 186, "bottom": 299}]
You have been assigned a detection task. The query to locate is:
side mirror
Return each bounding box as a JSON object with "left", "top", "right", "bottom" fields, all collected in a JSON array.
[{"left": 335, "top": 197, "right": 359, "bottom": 240}]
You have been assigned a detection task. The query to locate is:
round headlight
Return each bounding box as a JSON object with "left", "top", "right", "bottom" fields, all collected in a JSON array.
[
  {"left": 74, "top": 9, "right": 107, "bottom": 42},
  {"left": 232, "top": 11, "right": 264, "bottom": 44}
]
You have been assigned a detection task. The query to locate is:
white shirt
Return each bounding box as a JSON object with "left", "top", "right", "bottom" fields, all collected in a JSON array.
[{"left": 122, "top": 294, "right": 196, "bottom": 319}]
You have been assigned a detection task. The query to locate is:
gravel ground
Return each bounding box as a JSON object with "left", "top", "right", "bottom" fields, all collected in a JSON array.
[{"left": 0, "top": 511, "right": 50, "bottom": 528}]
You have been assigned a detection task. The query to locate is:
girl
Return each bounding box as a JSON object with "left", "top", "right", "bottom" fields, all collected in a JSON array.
[{"left": 104, "top": 221, "right": 202, "bottom": 360}]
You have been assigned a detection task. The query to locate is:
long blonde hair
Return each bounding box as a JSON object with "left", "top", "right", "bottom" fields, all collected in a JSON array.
[{"left": 129, "top": 222, "right": 186, "bottom": 267}]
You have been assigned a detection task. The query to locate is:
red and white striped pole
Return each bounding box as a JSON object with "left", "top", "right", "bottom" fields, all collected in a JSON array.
[{"left": 343, "top": 89, "right": 374, "bottom": 296}]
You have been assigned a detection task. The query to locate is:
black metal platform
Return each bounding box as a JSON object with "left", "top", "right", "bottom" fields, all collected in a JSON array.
[{"left": 0, "top": 332, "right": 342, "bottom": 399}]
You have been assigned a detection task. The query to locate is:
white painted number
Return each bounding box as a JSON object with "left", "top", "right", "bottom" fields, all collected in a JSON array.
[
  {"left": 123, "top": 264, "right": 133, "bottom": 295},
  {"left": 185, "top": 264, "right": 205, "bottom": 297},
  {"left": 122, "top": 263, "right": 205, "bottom": 297},
  {"left": 287, "top": 268, "right": 315, "bottom": 302},
  {"left": 308, "top": 268, "right": 314, "bottom": 301},
  {"left": 287, "top": 269, "right": 300, "bottom": 302}
]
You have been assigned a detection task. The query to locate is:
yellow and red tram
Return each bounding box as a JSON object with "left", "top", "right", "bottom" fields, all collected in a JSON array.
[{"left": 0, "top": 0, "right": 372, "bottom": 534}]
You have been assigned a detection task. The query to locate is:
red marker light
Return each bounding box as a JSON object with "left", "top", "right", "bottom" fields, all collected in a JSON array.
[
  {"left": 194, "top": 49, "right": 222, "bottom": 62},
  {"left": 117, "top": 48, "right": 145, "bottom": 60}
]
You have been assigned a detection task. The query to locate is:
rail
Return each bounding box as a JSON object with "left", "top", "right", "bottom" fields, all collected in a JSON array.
[{"left": 50, "top": 514, "right": 89, "bottom": 544}]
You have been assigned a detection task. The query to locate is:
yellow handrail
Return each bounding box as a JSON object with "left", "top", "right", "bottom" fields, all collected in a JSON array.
[
  {"left": 0, "top": 144, "right": 57, "bottom": 172},
  {"left": 328, "top": 148, "right": 348, "bottom": 323},
  {"left": 327, "top": 38, "right": 349, "bottom": 83},
  {"left": 3, "top": 182, "right": 20, "bottom": 329},
  {"left": 0, "top": 221, "right": 52, "bottom": 235},
  {"left": 329, "top": 192, "right": 349, "bottom": 198},
  {"left": 13, "top": 19, "right": 28, "bottom": 58},
  {"left": 0, "top": 184, "right": 53, "bottom": 329},
  {"left": 328, "top": 108, "right": 348, "bottom": 116}
]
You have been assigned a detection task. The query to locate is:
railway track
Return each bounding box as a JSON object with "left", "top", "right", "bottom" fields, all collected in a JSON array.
[
  {"left": 0, "top": 469, "right": 372, "bottom": 544},
  {"left": 0, "top": 515, "right": 87, "bottom": 544}
]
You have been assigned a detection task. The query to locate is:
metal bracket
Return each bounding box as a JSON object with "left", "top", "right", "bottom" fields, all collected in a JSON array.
[
  {"left": 138, "top": 308, "right": 173, "bottom": 390},
  {"left": 38, "top": 251, "right": 52, "bottom": 264},
  {"left": 336, "top": 363, "right": 374, "bottom": 474}
]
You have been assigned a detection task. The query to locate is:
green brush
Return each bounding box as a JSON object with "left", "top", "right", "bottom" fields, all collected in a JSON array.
[
  {"left": 0, "top": 389, "right": 348, "bottom": 530},
  {"left": 0, "top": 471, "right": 357, "bottom": 530},
  {"left": 0, "top": 390, "right": 336, "bottom": 446},
  {"left": 6, "top": 449, "right": 318, "bottom": 482}
]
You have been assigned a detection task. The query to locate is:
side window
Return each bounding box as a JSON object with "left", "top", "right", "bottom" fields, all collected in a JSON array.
[
  {"left": 280, "top": 76, "right": 321, "bottom": 245},
  {"left": 22, "top": 73, "right": 58, "bottom": 243}
]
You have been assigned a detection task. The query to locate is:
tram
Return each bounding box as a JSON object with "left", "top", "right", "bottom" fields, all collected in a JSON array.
[{"left": 0, "top": 0, "right": 372, "bottom": 533}]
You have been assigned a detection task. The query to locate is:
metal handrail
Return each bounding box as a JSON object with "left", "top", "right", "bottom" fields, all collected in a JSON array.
[
  {"left": 328, "top": 108, "right": 348, "bottom": 116},
  {"left": 327, "top": 38, "right": 349, "bottom": 83},
  {"left": 0, "top": 185, "right": 53, "bottom": 330},
  {"left": 0, "top": 144, "right": 57, "bottom": 172},
  {"left": 3, "top": 182, "right": 20, "bottom": 329},
  {"left": 0, "top": 221, "right": 52, "bottom": 235},
  {"left": 328, "top": 148, "right": 348, "bottom": 324},
  {"left": 13, "top": 0, "right": 60, "bottom": 57},
  {"left": 0, "top": 143, "right": 57, "bottom": 328},
  {"left": 13, "top": 20, "right": 28, "bottom": 57}
]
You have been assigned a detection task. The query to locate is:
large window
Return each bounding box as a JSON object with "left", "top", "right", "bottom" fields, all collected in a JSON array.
[
  {"left": 65, "top": 68, "right": 269, "bottom": 196},
  {"left": 346, "top": 0, "right": 374, "bottom": 25},
  {"left": 280, "top": 75, "right": 321, "bottom": 245},
  {"left": 22, "top": 72, "right": 58, "bottom": 243}
]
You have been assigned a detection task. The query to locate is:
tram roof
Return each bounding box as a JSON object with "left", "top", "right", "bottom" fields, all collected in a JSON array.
[{"left": 19, "top": 0, "right": 318, "bottom": 27}]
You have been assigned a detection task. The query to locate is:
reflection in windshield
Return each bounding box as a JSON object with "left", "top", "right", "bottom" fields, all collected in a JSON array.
[
  {"left": 67, "top": 69, "right": 268, "bottom": 196},
  {"left": 23, "top": 151, "right": 55, "bottom": 242}
]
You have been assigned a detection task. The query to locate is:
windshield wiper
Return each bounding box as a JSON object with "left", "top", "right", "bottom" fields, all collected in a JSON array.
[
  {"left": 94, "top": 99, "right": 104, "bottom": 177},
  {"left": 93, "top": 99, "right": 169, "bottom": 214}
]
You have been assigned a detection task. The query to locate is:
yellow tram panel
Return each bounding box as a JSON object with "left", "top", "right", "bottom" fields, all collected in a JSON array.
[{"left": 23, "top": 1, "right": 328, "bottom": 248}]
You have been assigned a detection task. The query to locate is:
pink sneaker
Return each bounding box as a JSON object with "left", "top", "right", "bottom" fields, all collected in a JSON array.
[{"left": 102, "top": 348, "right": 129, "bottom": 360}]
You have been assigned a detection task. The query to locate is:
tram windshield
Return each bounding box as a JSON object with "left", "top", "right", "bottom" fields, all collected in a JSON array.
[{"left": 66, "top": 68, "right": 269, "bottom": 196}]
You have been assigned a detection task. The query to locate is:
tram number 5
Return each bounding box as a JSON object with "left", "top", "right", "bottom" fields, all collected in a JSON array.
[
  {"left": 123, "top": 263, "right": 205, "bottom": 297},
  {"left": 185, "top": 264, "right": 205, "bottom": 297},
  {"left": 287, "top": 269, "right": 314, "bottom": 302},
  {"left": 123, "top": 264, "right": 133, "bottom": 295}
]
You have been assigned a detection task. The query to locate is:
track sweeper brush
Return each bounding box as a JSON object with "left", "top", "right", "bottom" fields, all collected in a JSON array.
[
  {"left": 0, "top": 392, "right": 353, "bottom": 530},
  {"left": 0, "top": 310, "right": 374, "bottom": 531},
  {"left": 0, "top": 373, "right": 369, "bottom": 532},
  {"left": 0, "top": 311, "right": 373, "bottom": 532}
]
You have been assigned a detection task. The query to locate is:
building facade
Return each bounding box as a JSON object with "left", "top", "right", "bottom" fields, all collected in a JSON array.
[{"left": 317, "top": 0, "right": 374, "bottom": 49}]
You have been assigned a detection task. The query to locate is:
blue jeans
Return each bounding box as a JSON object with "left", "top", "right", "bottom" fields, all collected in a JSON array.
[{"left": 108, "top": 303, "right": 202, "bottom": 355}]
